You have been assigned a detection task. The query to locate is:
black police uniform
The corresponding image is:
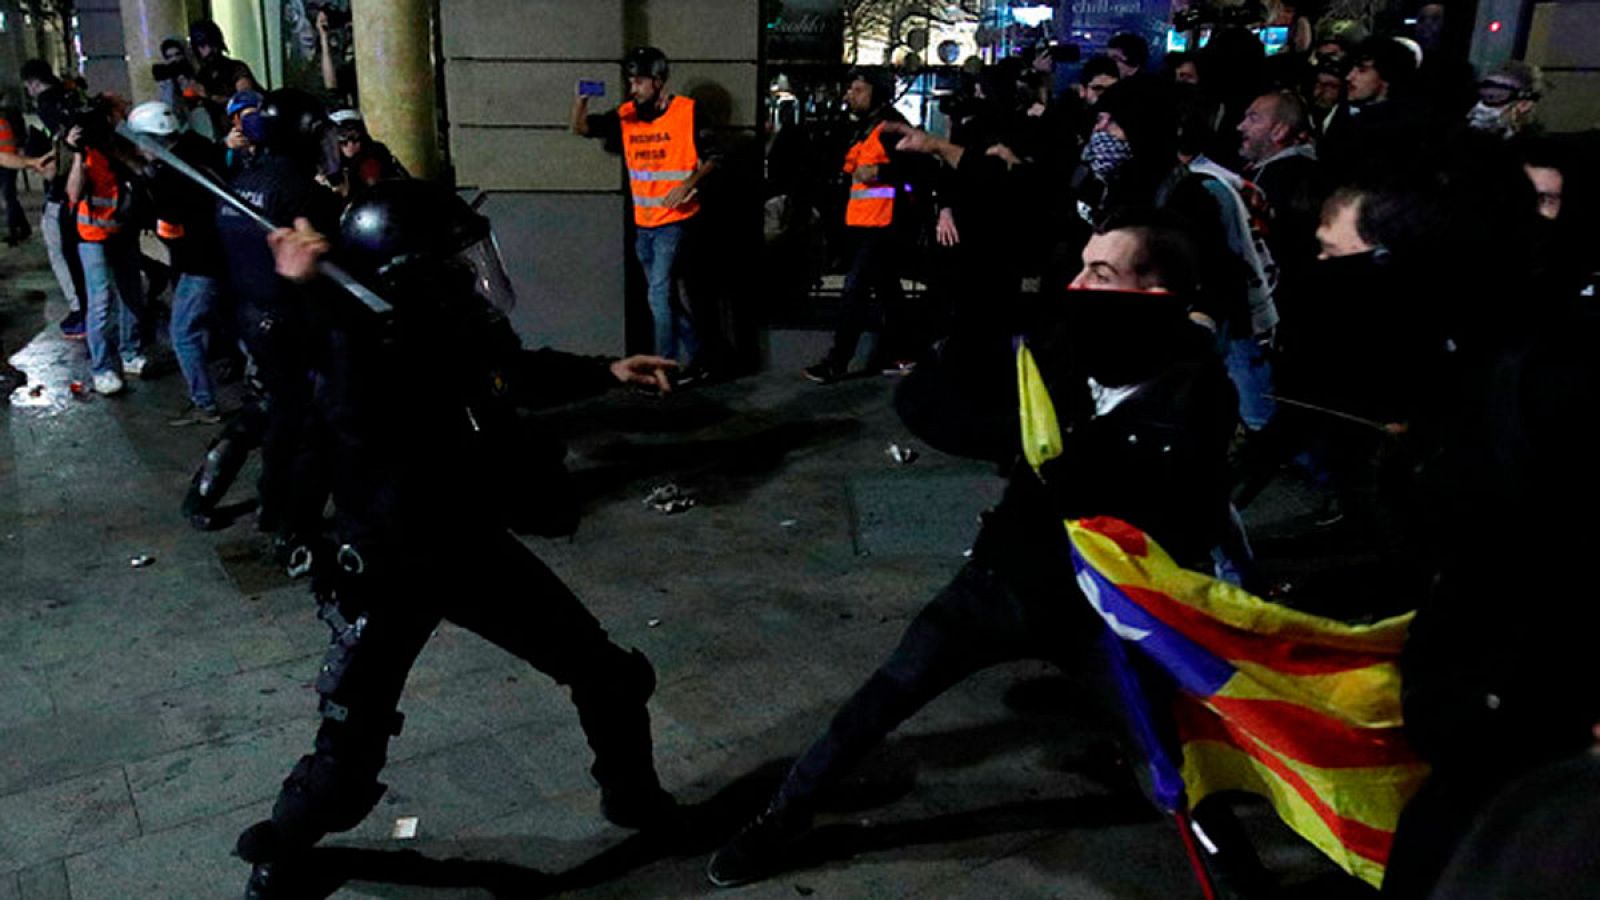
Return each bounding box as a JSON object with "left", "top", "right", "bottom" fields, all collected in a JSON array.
[{"left": 239, "top": 183, "right": 674, "bottom": 895}]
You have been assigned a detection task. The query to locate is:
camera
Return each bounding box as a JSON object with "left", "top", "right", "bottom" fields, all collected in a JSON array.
[
  {"left": 152, "top": 59, "right": 194, "bottom": 82},
  {"left": 59, "top": 93, "right": 115, "bottom": 148},
  {"left": 308, "top": 3, "right": 351, "bottom": 28}
]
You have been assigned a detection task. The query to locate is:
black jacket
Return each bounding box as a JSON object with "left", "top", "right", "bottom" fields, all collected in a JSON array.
[
  {"left": 895, "top": 314, "right": 1237, "bottom": 597},
  {"left": 1402, "top": 309, "right": 1600, "bottom": 775},
  {"left": 218, "top": 153, "right": 343, "bottom": 319},
  {"left": 150, "top": 133, "right": 228, "bottom": 277},
  {"left": 312, "top": 279, "right": 621, "bottom": 555}
]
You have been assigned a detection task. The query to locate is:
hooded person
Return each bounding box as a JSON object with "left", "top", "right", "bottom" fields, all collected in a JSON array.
[{"left": 1076, "top": 77, "right": 1252, "bottom": 343}]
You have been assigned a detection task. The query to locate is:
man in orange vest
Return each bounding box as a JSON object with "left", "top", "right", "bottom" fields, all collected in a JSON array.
[
  {"left": 573, "top": 47, "right": 718, "bottom": 380},
  {"left": 65, "top": 106, "right": 149, "bottom": 395},
  {"left": 804, "top": 68, "right": 914, "bottom": 385},
  {"left": 0, "top": 99, "right": 36, "bottom": 246}
]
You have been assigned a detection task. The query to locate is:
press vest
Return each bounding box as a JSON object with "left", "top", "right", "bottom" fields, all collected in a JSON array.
[
  {"left": 76, "top": 148, "right": 122, "bottom": 242},
  {"left": 843, "top": 121, "right": 895, "bottom": 228},
  {"left": 619, "top": 96, "right": 700, "bottom": 228}
]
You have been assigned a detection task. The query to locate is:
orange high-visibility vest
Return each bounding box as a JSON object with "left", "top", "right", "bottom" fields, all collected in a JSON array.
[
  {"left": 619, "top": 95, "right": 700, "bottom": 228},
  {"left": 0, "top": 118, "right": 17, "bottom": 155},
  {"left": 76, "top": 148, "right": 122, "bottom": 242},
  {"left": 843, "top": 122, "right": 895, "bottom": 228}
]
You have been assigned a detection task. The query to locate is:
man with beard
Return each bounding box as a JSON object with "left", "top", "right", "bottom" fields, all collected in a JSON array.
[
  {"left": 706, "top": 216, "right": 1241, "bottom": 888},
  {"left": 802, "top": 66, "right": 918, "bottom": 383}
]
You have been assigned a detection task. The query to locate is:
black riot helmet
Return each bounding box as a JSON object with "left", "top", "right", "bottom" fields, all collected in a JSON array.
[
  {"left": 254, "top": 89, "right": 339, "bottom": 174},
  {"left": 338, "top": 180, "right": 517, "bottom": 313},
  {"left": 623, "top": 46, "right": 670, "bottom": 81}
]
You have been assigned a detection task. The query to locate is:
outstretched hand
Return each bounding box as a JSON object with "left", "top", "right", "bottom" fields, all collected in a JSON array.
[
  {"left": 610, "top": 355, "right": 678, "bottom": 393},
  {"left": 886, "top": 123, "right": 941, "bottom": 155},
  {"left": 267, "top": 217, "right": 330, "bottom": 283}
]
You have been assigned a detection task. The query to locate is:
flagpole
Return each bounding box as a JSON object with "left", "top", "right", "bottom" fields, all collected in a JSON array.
[{"left": 1173, "top": 805, "right": 1220, "bottom": 900}]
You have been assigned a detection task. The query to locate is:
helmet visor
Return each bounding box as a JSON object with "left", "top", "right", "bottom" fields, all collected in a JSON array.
[{"left": 453, "top": 231, "right": 517, "bottom": 313}]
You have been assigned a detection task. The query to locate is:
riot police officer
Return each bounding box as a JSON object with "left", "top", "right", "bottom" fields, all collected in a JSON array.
[{"left": 236, "top": 180, "right": 681, "bottom": 897}]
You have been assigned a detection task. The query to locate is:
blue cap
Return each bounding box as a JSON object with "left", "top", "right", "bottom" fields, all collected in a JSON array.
[{"left": 227, "top": 89, "right": 263, "bottom": 119}]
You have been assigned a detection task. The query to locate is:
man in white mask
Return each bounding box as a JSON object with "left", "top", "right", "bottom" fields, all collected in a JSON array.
[{"left": 1466, "top": 61, "right": 1543, "bottom": 139}]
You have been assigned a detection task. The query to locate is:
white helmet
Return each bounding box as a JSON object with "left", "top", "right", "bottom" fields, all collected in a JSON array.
[
  {"left": 128, "top": 101, "right": 181, "bottom": 136},
  {"left": 329, "top": 108, "right": 364, "bottom": 126}
]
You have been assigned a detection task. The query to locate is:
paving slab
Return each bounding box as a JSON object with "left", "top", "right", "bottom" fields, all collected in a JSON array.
[
  {"left": 62, "top": 805, "right": 259, "bottom": 900},
  {"left": 0, "top": 196, "right": 1379, "bottom": 898},
  {"left": 13, "top": 862, "right": 68, "bottom": 900},
  {"left": 0, "top": 768, "right": 140, "bottom": 872}
]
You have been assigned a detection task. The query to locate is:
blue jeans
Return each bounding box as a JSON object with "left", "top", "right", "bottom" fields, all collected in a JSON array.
[
  {"left": 78, "top": 237, "right": 146, "bottom": 375},
  {"left": 1224, "top": 335, "right": 1276, "bottom": 431},
  {"left": 171, "top": 274, "right": 220, "bottom": 408},
  {"left": 633, "top": 222, "right": 699, "bottom": 363}
]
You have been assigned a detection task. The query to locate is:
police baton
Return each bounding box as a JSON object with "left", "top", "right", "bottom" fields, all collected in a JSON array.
[
  {"left": 1266, "top": 394, "right": 1395, "bottom": 434},
  {"left": 117, "top": 125, "right": 393, "bottom": 316}
]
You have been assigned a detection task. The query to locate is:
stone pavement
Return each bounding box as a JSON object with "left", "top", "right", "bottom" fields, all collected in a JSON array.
[{"left": 0, "top": 194, "right": 1371, "bottom": 899}]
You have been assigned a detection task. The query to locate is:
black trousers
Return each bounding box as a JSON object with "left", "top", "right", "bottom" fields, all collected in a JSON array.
[
  {"left": 776, "top": 560, "right": 1100, "bottom": 808},
  {"left": 827, "top": 228, "right": 911, "bottom": 370},
  {"left": 238, "top": 306, "right": 323, "bottom": 537},
  {"left": 0, "top": 169, "right": 26, "bottom": 236},
  {"left": 268, "top": 530, "right": 660, "bottom": 847},
  {"left": 770, "top": 558, "right": 1265, "bottom": 880}
]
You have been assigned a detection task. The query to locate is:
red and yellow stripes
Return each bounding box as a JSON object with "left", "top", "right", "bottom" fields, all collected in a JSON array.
[{"left": 1065, "top": 518, "right": 1427, "bottom": 889}]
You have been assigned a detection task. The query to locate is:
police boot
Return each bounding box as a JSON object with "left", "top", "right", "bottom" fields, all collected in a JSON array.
[
  {"left": 571, "top": 649, "right": 680, "bottom": 830},
  {"left": 242, "top": 859, "right": 309, "bottom": 900},
  {"left": 182, "top": 423, "right": 252, "bottom": 528}
]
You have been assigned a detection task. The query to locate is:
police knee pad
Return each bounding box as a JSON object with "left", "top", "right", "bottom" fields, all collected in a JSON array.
[{"left": 271, "top": 750, "right": 388, "bottom": 839}]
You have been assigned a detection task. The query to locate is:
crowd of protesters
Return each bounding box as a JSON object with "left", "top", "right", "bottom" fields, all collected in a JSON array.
[
  {"left": 743, "top": 13, "right": 1599, "bottom": 898},
  {"left": 0, "top": 18, "right": 402, "bottom": 421}
]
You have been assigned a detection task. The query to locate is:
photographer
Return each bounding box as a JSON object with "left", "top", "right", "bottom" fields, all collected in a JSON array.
[
  {"left": 327, "top": 109, "right": 406, "bottom": 197},
  {"left": 20, "top": 60, "right": 91, "bottom": 337},
  {"left": 152, "top": 38, "right": 214, "bottom": 140},
  {"left": 189, "top": 19, "right": 259, "bottom": 130},
  {"left": 129, "top": 101, "right": 227, "bottom": 424},
  {"left": 64, "top": 97, "right": 151, "bottom": 395},
  {"left": 1, "top": 98, "right": 42, "bottom": 246}
]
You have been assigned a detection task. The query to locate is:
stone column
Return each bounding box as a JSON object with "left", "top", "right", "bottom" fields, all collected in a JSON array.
[
  {"left": 119, "top": 0, "right": 189, "bottom": 103},
  {"left": 351, "top": 0, "right": 440, "bottom": 180}
]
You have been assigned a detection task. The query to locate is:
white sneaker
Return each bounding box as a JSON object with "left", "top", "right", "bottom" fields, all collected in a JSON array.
[
  {"left": 123, "top": 355, "right": 149, "bottom": 378},
  {"left": 92, "top": 371, "right": 125, "bottom": 395}
]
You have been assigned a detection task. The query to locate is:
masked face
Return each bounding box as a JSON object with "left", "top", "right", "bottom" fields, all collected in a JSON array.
[
  {"left": 1083, "top": 129, "right": 1134, "bottom": 180},
  {"left": 1060, "top": 288, "right": 1192, "bottom": 386},
  {"left": 1466, "top": 101, "right": 1513, "bottom": 136}
]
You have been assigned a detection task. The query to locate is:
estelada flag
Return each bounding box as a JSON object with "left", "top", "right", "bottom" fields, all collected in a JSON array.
[{"left": 1016, "top": 341, "right": 1428, "bottom": 888}]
